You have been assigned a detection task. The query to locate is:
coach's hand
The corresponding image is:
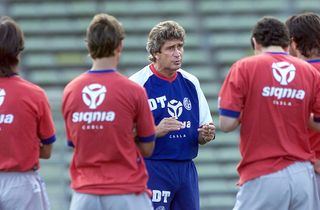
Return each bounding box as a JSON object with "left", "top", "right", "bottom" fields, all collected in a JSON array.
[
  {"left": 314, "top": 159, "right": 320, "bottom": 174},
  {"left": 156, "top": 117, "right": 184, "bottom": 137},
  {"left": 198, "top": 122, "right": 216, "bottom": 145}
]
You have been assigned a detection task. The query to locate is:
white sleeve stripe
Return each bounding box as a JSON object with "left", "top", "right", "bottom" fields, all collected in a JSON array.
[
  {"left": 129, "top": 65, "right": 153, "bottom": 86},
  {"left": 179, "top": 69, "right": 213, "bottom": 125}
]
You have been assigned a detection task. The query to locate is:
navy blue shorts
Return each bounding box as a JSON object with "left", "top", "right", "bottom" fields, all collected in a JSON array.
[{"left": 145, "top": 159, "right": 199, "bottom": 210}]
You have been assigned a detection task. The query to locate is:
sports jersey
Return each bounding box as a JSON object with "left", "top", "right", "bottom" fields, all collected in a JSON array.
[
  {"left": 307, "top": 59, "right": 320, "bottom": 159},
  {"left": 62, "top": 69, "right": 155, "bottom": 195},
  {"left": 129, "top": 64, "right": 212, "bottom": 160},
  {"left": 0, "top": 75, "right": 56, "bottom": 171},
  {"left": 219, "top": 52, "right": 320, "bottom": 185}
]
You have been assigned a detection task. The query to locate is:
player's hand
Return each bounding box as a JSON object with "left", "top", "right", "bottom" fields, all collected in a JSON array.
[
  {"left": 156, "top": 117, "right": 184, "bottom": 137},
  {"left": 198, "top": 122, "right": 216, "bottom": 145},
  {"left": 314, "top": 159, "right": 320, "bottom": 174}
]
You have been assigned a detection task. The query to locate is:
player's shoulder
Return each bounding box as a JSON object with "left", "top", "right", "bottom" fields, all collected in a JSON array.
[
  {"left": 120, "top": 74, "right": 147, "bottom": 92},
  {"left": 63, "top": 72, "right": 87, "bottom": 92},
  {"left": 15, "top": 76, "right": 47, "bottom": 96},
  {"left": 285, "top": 55, "right": 320, "bottom": 74},
  {"left": 129, "top": 65, "right": 153, "bottom": 86},
  {"left": 177, "top": 68, "right": 200, "bottom": 85}
]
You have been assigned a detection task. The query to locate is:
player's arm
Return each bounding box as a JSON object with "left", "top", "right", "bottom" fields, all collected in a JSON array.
[
  {"left": 134, "top": 131, "right": 155, "bottom": 157},
  {"left": 39, "top": 143, "right": 53, "bottom": 159},
  {"left": 134, "top": 86, "right": 157, "bottom": 157},
  {"left": 314, "top": 159, "right": 320, "bottom": 174},
  {"left": 309, "top": 113, "right": 320, "bottom": 132},
  {"left": 136, "top": 140, "right": 155, "bottom": 157},
  {"left": 219, "top": 115, "right": 240, "bottom": 132}
]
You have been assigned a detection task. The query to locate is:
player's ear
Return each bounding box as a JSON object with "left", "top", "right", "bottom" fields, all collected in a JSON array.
[
  {"left": 116, "top": 40, "right": 123, "bottom": 53},
  {"left": 290, "top": 38, "right": 297, "bottom": 50},
  {"left": 251, "top": 37, "right": 262, "bottom": 54},
  {"left": 85, "top": 39, "right": 90, "bottom": 56},
  {"left": 250, "top": 37, "right": 255, "bottom": 50},
  {"left": 155, "top": 53, "right": 160, "bottom": 60}
]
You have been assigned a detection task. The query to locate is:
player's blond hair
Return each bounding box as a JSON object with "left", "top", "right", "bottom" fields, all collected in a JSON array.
[{"left": 146, "top": 20, "right": 185, "bottom": 62}]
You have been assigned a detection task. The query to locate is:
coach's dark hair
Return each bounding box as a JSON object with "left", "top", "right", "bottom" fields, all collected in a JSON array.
[
  {"left": 86, "top": 13, "right": 124, "bottom": 59},
  {"left": 0, "top": 16, "right": 24, "bottom": 77},
  {"left": 251, "top": 16, "right": 290, "bottom": 49},
  {"left": 285, "top": 12, "right": 320, "bottom": 58},
  {"left": 146, "top": 20, "right": 185, "bottom": 62}
]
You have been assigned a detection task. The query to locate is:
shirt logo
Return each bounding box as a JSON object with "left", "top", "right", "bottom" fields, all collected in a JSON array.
[
  {"left": 272, "top": 61, "right": 296, "bottom": 85},
  {"left": 183, "top": 97, "right": 192, "bottom": 110},
  {"left": 167, "top": 99, "right": 183, "bottom": 118},
  {"left": 82, "top": 84, "right": 106, "bottom": 109},
  {"left": 0, "top": 88, "right": 14, "bottom": 124},
  {"left": 148, "top": 96, "right": 192, "bottom": 133},
  {"left": 72, "top": 83, "right": 115, "bottom": 128},
  {"left": 0, "top": 88, "right": 5, "bottom": 106},
  {"left": 261, "top": 61, "right": 305, "bottom": 104}
]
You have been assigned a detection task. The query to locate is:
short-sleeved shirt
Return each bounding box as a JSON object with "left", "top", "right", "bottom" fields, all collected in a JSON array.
[
  {"left": 219, "top": 52, "right": 320, "bottom": 185},
  {"left": 0, "top": 75, "right": 56, "bottom": 171},
  {"left": 62, "top": 69, "right": 155, "bottom": 195},
  {"left": 307, "top": 59, "right": 320, "bottom": 159},
  {"left": 130, "top": 64, "right": 212, "bottom": 160}
]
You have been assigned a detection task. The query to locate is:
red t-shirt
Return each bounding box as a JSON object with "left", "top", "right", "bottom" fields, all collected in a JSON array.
[
  {"left": 308, "top": 60, "right": 320, "bottom": 159},
  {"left": 62, "top": 70, "right": 155, "bottom": 195},
  {"left": 219, "top": 53, "right": 320, "bottom": 185},
  {"left": 0, "top": 75, "right": 56, "bottom": 171}
]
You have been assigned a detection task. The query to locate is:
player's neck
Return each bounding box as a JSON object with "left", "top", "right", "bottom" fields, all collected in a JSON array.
[
  {"left": 91, "top": 57, "right": 118, "bottom": 71},
  {"left": 260, "top": 46, "right": 287, "bottom": 54}
]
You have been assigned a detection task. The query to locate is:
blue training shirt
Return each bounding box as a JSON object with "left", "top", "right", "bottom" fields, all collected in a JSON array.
[{"left": 130, "top": 64, "right": 212, "bottom": 160}]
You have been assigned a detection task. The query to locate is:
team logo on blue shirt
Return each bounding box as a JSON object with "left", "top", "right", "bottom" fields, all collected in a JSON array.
[
  {"left": 183, "top": 97, "right": 192, "bottom": 110},
  {"left": 167, "top": 99, "right": 183, "bottom": 118}
]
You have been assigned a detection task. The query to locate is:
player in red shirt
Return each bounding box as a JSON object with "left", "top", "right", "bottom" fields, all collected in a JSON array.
[
  {"left": 286, "top": 12, "right": 320, "bottom": 198},
  {"left": 62, "top": 14, "right": 156, "bottom": 210},
  {"left": 219, "top": 16, "right": 320, "bottom": 210},
  {"left": 0, "top": 16, "right": 56, "bottom": 210}
]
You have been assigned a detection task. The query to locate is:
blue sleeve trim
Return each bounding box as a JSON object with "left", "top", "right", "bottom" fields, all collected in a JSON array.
[
  {"left": 138, "top": 134, "right": 156, "bottom": 143},
  {"left": 219, "top": 108, "right": 241, "bottom": 118},
  {"left": 41, "top": 135, "right": 56, "bottom": 145},
  {"left": 67, "top": 140, "right": 75, "bottom": 148},
  {"left": 314, "top": 117, "right": 320, "bottom": 123}
]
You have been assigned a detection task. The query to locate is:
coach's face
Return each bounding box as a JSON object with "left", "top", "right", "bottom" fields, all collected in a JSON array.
[{"left": 156, "top": 39, "right": 184, "bottom": 74}]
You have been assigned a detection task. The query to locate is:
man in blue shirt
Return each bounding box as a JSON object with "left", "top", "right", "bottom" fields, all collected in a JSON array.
[{"left": 130, "top": 20, "right": 216, "bottom": 210}]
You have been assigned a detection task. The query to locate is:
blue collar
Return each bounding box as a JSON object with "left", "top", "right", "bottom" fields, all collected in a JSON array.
[
  {"left": 87, "top": 69, "right": 116, "bottom": 74},
  {"left": 266, "top": 52, "right": 288, "bottom": 55},
  {"left": 307, "top": 59, "right": 320, "bottom": 63}
]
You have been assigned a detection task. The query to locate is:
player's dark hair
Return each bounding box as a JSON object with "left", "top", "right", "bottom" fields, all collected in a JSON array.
[
  {"left": 285, "top": 12, "right": 320, "bottom": 58},
  {"left": 251, "top": 16, "right": 290, "bottom": 49},
  {"left": 86, "top": 13, "right": 124, "bottom": 59},
  {"left": 0, "top": 16, "right": 24, "bottom": 77},
  {"left": 147, "top": 20, "right": 185, "bottom": 62}
]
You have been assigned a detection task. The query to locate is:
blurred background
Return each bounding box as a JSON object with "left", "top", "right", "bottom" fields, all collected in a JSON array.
[{"left": 1, "top": 0, "right": 319, "bottom": 209}]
